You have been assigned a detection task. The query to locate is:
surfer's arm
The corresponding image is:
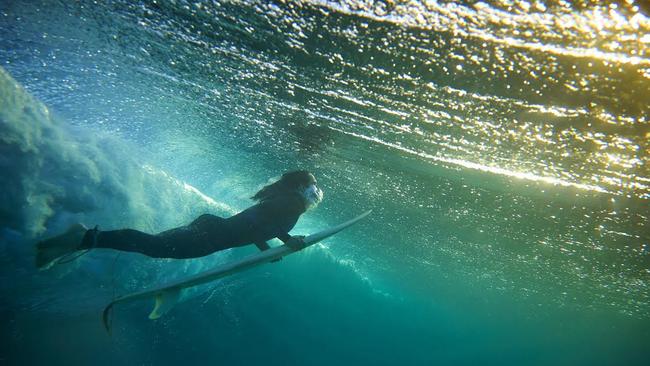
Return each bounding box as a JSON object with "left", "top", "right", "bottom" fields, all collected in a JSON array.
[
  {"left": 277, "top": 232, "right": 291, "bottom": 243},
  {"left": 254, "top": 195, "right": 306, "bottom": 249},
  {"left": 255, "top": 241, "right": 271, "bottom": 251},
  {"left": 279, "top": 234, "right": 306, "bottom": 250}
]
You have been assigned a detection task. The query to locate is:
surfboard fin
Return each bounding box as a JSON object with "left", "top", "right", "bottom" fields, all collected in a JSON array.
[
  {"left": 149, "top": 288, "right": 181, "bottom": 319},
  {"left": 101, "top": 288, "right": 181, "bottom": 333}
]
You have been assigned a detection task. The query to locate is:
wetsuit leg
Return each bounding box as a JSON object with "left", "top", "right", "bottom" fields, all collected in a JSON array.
[{"left": 87, "top": 214, "right": 235, "bottom": 259}]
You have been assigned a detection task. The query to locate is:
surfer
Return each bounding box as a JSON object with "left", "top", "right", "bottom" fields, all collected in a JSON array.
[{"left": 35, "top": 171, "right": 323, "bottom": 269}]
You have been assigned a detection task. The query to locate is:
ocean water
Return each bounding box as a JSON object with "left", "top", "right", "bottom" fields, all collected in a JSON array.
[{"left": 1, "top": 0, "right": 649, "bottom": 365}]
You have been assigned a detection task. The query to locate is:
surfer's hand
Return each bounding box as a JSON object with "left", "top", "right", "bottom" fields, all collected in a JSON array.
[{"left": 285, "top": 235, "right": 306, "bottom": 250}]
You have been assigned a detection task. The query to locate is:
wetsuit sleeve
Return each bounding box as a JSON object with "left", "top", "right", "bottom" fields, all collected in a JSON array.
[
  {"left": 255, "top": 241, "right": 271, "bottom": 251},
  {"left": 277, "top": 233, "right": 291, "bottom": 243},
  {"left": 254, "top": 195, "right": 305, "bottom": 242}
]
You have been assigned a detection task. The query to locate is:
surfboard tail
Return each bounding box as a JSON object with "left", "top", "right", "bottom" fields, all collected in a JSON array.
[{"left": 101, "top": 288, "right": 182, "bottom": 333}]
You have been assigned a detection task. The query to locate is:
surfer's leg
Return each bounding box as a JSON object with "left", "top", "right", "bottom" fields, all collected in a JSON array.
[
  {"left": 86, "top": 214, "right": 230, "bottom": 259},
  {"left": 86, "top": 228, "right": 177, "bottom": 258}
]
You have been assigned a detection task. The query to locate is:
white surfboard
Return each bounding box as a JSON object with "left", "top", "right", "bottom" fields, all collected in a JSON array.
[{"left": 102, "top": 210, "right": 371, "bottom": 332}]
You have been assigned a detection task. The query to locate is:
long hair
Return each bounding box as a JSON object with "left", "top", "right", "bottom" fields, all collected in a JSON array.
[{"left": 252, "top": 171, "right": 314, "bottom": 202}]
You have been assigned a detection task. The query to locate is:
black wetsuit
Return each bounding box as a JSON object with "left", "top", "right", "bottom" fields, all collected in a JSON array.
[{"left": 83, "top": 193, "right": 306, "bottom": 259}]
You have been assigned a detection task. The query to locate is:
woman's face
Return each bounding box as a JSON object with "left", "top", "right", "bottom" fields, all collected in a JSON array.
[{"left": 301, "top": 174, "right": 323, "bottom": 209}]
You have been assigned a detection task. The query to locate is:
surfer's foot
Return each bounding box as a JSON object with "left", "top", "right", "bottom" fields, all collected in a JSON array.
[{"left": 35, "top": 223, "right": 89, "bottom": 270}]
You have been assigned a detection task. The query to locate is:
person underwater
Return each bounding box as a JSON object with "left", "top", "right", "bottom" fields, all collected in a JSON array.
[{"left": 35, "top": 170, "right": 324, "bottom": 269}]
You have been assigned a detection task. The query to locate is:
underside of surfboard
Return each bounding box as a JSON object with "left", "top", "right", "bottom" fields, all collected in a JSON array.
[{"left": 102, "top": 210, "right": 371, "bottom": 332}]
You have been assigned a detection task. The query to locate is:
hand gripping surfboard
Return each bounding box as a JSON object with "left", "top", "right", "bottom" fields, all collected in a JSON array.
[{"left": 102, "top": 210, "right": 371, "bottom": 332}]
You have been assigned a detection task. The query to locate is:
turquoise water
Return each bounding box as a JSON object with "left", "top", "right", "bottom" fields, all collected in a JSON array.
[{"left": 1, "top": 1, "right": 649, "bottom": 365}]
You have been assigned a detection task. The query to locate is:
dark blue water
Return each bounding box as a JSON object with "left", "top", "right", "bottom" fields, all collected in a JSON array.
[{"left": 1, "top": 1, "right": 649, "bottom": 365}]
